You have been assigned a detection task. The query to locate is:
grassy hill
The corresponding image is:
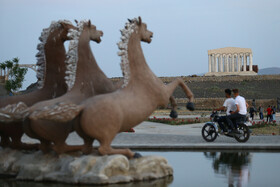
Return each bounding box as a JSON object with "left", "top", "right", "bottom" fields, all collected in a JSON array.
[{"left": 171, "top": 75, "right": 280, "bottom": 99}]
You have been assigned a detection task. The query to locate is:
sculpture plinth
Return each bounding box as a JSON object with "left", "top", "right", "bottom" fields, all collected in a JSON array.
[{"left": 0, "top": 148, "right": 173, "bottom": 185}]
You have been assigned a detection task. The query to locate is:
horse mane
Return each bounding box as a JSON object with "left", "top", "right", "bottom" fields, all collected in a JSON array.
[
  {"left": 36, "top": 20, "right": 72, "bottom": 89},
  {"left": 64, "top": 20, "right": 88, "bottom": 91},
  {"left": 117, "top": 17, "right": 140, "bottom": 88}
]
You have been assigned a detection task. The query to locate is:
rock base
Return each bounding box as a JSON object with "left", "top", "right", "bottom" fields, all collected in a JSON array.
[{"left": 0, "top": 148, "right": 173, "bottom": 185}]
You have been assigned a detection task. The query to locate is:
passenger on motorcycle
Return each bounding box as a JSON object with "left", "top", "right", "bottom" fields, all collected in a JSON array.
[
  {"left": 213, "top": 89, "right": 236, "bottom": 134},
  {"left": 226, "top": 89, "right": 249, "bottom": 135}
]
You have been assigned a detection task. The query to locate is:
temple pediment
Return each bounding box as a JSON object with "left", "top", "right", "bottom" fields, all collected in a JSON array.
[{"left": 208, "top": 47, "right": 252, "bottom": 55}]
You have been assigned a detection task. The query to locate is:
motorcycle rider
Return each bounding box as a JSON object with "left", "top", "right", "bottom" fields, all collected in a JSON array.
[
  {"left": 226, "top": 89, "right": 248, "bottom": 135},
  {"left": 213, "top": 89, "right": 236, "bottom": 134}
]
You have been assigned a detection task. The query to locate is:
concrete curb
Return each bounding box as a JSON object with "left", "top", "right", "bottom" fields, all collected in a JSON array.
[{"left": 109, "top": 144, "right": 280, "bottom": 151}]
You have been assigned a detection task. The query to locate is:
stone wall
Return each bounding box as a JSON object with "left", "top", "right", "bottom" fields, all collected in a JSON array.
[
  {"left": 175, "top": 98, "right": 277, "bottom": 110},
  {"left": 112, "top": 75, "right": 280, "bottom": 84}
]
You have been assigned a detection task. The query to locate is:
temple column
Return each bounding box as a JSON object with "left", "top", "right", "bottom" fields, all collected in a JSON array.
[
  {"left": 213, "top": 54, "right": 217, "bottom": 72},
  {"left": 225, "top": 55, "right": 229, "bottom": 72},
  {"left": 219, "top": 55, "right": 223, "bottom": 72},
  {"left": 208, "top": 54, "right": 212, "bottom": 72},
  {"left": 228, "top": 55, "right": 231, "bottom": 72},
  {"left": 243, "top": 54, "right": 247, "bottom": 71},
  {"left": 249, "top": 53, "right": 253, "bottom": 71},
  {"left": 237, "top": 54, "right": 240, "bottom": 72},
  {"left": 231, "top": 55, "right": 235, "bottom": 72}
]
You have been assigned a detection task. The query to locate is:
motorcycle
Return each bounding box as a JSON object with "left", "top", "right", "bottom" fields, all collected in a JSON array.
[{"left": 201, "top": 111, "right": 250, "bottom": 142}]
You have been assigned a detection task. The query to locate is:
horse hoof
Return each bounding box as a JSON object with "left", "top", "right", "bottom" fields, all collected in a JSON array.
[
  {"left": 169, "top": 109, "right": 178, "bottom": 119},
  {"left": 133, "top": 152, "right": 142, "bottom": 159},
  {"left": 186, "top": 102, "right": 195, "bottom": 111}
]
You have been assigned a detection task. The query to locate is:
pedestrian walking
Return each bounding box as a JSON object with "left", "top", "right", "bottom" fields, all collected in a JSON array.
[
  {"left": 266, "top": 105, "right": 272, "bottom": 122},
  {"left": 258, "top": 105, "right": 264, "bottom": 120},
  {"left": 272, "top": 106, "right": 276, "bottom": 121}
]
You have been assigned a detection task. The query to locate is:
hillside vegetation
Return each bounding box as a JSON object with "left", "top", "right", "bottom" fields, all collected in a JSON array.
[
  {"left": 112, "top": 75, "right": 280, "bottom": 99},
  {"left": 170, "top": 75, "right": 280, "bottom": 99}
]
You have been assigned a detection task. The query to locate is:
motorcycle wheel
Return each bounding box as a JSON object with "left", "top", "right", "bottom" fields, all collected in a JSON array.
[
  {"left": 202, "top": 123, "right": 218, "bottom": 142},
  {"left": 234, "top": 123, "right": 250, "bottom": 142}
]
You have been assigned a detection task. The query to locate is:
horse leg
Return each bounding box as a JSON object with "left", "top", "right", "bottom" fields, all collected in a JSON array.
[
  {"left": 52, "top": 142, "right": 85, "bottom": 154},
  {"left": 98, "top": 144, "right": 136, "bottom": 159},
  {"left": 73, "top": 116, "right": 95, "bottom": 154},
  {"left": 98, "top": 137, "right": 138, "bottom": 159},
  {"left": 169, "top": 96, "right": 178, "bottom": 118},
  {"left": 81, "top": 138, "right": 94, "bottom": 154},
  {"left": 39, "top": 139, "right": 52, "bottom": 153},
  {"left": 166, "top": 78, "right": 194, "bottom": 110},
  {"left": 0, "top": 134, "right": 11, "bottom": 148},
  {"left": 9, "top": 134, "right": 38, "bottom": 150}
]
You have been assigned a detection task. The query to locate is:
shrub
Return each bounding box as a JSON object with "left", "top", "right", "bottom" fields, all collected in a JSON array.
[
  {"left": 1, "top": 58, "right": 27, "bottom": 93},
  {"left": 250, "top": 120, "right": 278, "bottom": 129},
  {"left": 147, "top": 116, "right": 205, "bottom": 125}
]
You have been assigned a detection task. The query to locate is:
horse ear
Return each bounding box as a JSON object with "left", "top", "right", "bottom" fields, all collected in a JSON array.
[
  {"left": 138, "top": 16, "right": 142, "bottom": 25},
  {"left": 88, "top": 20, "right": 91, "bottom": 27},
  {"left": 74, "top": 19, "right": 78, "bottom": 25},
  {"left": 127, "top": 19, "right": 132, "bottom": 23}
]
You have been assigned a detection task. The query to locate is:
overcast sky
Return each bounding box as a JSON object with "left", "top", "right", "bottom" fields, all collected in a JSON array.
[{"left": 0, "top": 0, "right": 279, "bottom": 89}]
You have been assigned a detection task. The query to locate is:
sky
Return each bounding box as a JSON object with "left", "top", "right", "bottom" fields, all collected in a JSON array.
[{"left": 0, "top": 0, "right": 279, "bottom": 89}]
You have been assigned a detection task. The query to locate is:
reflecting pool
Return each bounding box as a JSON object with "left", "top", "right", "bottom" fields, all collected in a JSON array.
[{"left": 1, "top": 151, "right": 280, "bottom": 187}]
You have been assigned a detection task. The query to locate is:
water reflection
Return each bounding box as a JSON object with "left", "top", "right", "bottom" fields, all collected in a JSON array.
[
  {"left": 204, "top": 152, "right": 251, "bottom": 187},
  {"left": 0, "top": 175, "right": 173, "bottom": 187}
]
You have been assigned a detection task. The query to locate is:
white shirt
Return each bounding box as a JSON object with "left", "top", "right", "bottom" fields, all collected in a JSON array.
[
  {"left": 235, "top": 95, "right": 247, "bottom": 115},
  {"left": 223, "top": 98, "right": 237, "bottom": 115}
]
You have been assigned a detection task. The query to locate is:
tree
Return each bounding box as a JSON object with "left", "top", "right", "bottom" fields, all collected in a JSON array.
[{"left": 1, "top": 58, "right": 27, "bottom": 93}]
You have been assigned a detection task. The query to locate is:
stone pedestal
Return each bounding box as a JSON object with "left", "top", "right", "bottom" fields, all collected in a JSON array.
[
  {"left": 0, "top": 148, "right": 173, "bottom": 185},
  {"left": 204, "top": 71, "right": 257, "bottom": 76}
]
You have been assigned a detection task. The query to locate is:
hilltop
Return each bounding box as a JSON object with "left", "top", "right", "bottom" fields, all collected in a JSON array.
[{"left": 258, "top": 67, "right": 280, "bottom": 75}]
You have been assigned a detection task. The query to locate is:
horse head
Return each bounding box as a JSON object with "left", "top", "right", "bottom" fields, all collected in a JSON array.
[
  {"left": 58, "top": 21, "right": 76, "bottom": 41},
  {"left": 82, "top": 20, "right": 103, "bottom": 43},
  {"left": 134, "top": 17, "right": 153, "bottom": 43}
]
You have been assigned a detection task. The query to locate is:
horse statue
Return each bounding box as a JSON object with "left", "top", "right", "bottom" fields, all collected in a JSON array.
[
  {"left": 0, "top": 20, "right": 75, "bottom": 149},
  {"left": 30, "top": 17, "right": 195, "bottom": 158},
  {"left": 25, "top": 20, "right": 122, "bottom": 154}
]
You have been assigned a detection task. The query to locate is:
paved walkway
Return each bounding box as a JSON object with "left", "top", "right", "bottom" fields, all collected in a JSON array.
[{"left": 22, "top": 120, "right": 280, "bottom": 151}]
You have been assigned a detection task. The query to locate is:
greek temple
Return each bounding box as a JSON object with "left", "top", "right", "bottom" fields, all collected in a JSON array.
[{"left": 205, "top": 47, "right": 257, "bottom": 76}]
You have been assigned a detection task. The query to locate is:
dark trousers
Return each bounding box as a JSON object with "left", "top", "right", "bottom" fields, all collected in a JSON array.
[
  {"left": 259, "top": 112, "right": 263, "bottom": 119},
  {"left": 226, "top": 113, "right": 246, "bottom": 129},
  {"left": 217, "top": 116, "right": 227, "bottom": 131},
  {"left": 250, "top": 113, "right": 254, "bottom": 120},
  {"left": 267, "top": 114, "right": 272, "bottom": 122}
]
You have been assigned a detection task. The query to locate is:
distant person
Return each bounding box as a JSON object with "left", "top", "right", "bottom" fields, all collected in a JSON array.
[
  {"left": 226, "top": 89, "right": 248, "bottom": 135},
  {"left": 249, "top": 106, "right": 255, "bottom": 120},
  {"left": 213, "top": 89, "right": 236, "bottom": 133},
  {"left": 258, "top": 105, "right": 264, "bottom": 120},
  {"left": 272, "top": 106, "right": 276, "bottom": 121},
  {"left": 252, "top": 99, "right": 257, "bottom": 115},
  {"left": 266, "top": 105, "right": 272, "bottom": 122}
]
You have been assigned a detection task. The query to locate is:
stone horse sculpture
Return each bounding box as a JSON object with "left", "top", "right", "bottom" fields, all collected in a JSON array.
[
  {"left": 31, "top": 17, "right": 195, "bottom": 158},
  {"left": 0, "top": 20, "right": 75, "bottom": 149},
  {"left": 26, "top": 20, "right": 121, "bottom": 154}
]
